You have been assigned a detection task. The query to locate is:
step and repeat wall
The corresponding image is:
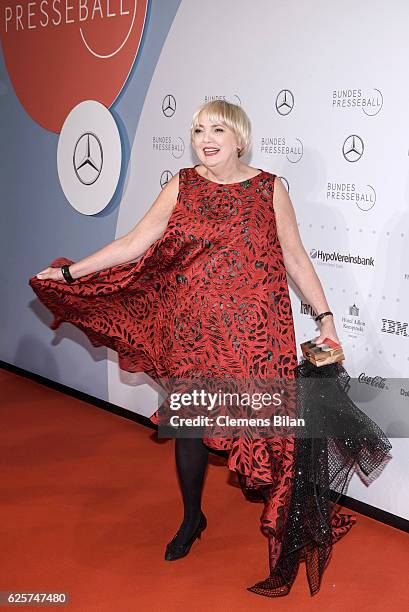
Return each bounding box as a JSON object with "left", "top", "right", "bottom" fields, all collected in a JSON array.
[{"left": 1, "top": 1, "right": 408, "bottom": 518}]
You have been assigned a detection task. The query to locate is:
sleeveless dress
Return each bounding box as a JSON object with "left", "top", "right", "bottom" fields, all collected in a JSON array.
[{"left": 28, "top": 166, "right": 392, "bottom": 597}]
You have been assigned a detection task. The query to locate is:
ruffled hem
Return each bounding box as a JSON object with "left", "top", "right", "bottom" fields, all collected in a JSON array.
[
  {"left": 29, "top": 256, "right": 165, "bottom": 379},
  {"left": 29, "top": 259, "right": 392, "bottom": 598}
]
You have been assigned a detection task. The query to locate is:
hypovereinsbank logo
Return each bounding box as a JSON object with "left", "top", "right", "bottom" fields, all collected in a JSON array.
[{"left": 309, "top": 248, "right": 374, "bottom": 267}]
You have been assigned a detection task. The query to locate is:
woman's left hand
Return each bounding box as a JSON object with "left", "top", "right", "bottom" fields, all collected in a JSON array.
[{"left": 314, "top": 316, "right": 341, "bottom": 346}]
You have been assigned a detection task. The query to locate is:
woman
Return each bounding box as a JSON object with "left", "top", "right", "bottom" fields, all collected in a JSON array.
[{"left": 29, "top": 100, "right": 391, "bottom": 598}]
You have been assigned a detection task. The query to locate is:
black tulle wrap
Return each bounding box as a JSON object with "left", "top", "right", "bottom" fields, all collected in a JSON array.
[{"left": 243, "top": 359, "right": 392, "bottom": 597}]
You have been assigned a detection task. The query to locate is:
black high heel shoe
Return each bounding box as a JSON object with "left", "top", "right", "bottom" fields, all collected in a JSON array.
[{"left": 164, "top": 512, "right": 207, "bottom": 561}]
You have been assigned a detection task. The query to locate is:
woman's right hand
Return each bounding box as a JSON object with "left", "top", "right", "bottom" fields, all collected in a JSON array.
[{"left": 36, "top": 266, "right": 65, "bottom": 282}]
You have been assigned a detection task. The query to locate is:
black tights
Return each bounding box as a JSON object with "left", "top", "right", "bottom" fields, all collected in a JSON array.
[{"left": 172, "top": 436, "right": 209, "bottom": 545}]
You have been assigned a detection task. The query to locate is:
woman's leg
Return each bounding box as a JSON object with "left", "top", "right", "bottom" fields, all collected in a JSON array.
[{"left": 172, "top": 436, "right": 209, "bottom": 545}]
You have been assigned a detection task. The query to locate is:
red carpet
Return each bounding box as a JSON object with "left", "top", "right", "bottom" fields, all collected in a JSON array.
[{"left": 1, "top": 368, "right": 408, "bottom": 611}]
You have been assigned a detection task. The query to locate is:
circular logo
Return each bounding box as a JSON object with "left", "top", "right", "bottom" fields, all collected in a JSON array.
[
  {"left": 57, "top": 100, "right": 122, "bottom": 215},
  {"left": 343, "top": 135, "right": 364, "bottom": 162},
  {"left": 357, "top": 185, "right": 376, "bottom": 212},
  {"left": 275, "top": 89, "right": 294, "bottom": 116},
  {"left": 160, "top": 170, "right": 173, "bottom": 189},
  {"left": 363, "top": 88, "right": 383, "bottom": 117},
  {"left": 310, "top": 248, "right": 318, "bottom": 259},
  {"left": 0, "top": 1, "right": 148, "bottom": 133},
  {"left": 162, "top": 94, "right": 176, "bottom": 117},
  {"left": 171, "top": 137, "right": 185, "bottom": 159},
  {"left": 73, "top": 133, "right": 103, "bottom": 186},
  {"left": 287, "top": 138, "right": 303, "bottom": 163}
]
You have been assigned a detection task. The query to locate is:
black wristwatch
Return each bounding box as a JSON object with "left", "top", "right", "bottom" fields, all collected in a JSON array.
[{"left": 61, "top": 264, "right": 75, "bottom": 284}]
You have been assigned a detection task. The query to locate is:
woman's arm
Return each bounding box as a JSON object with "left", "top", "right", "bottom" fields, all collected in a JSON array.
[
  {"left": 36, "top": 173, "right": 180, "bottom": 281},
  {"left": 273, "top": 177, "right": 340, "bottom": 344}
]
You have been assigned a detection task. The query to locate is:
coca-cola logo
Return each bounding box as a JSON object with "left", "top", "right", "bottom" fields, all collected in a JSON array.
[{"left": 358, "top": 373, "right": 389, "bottom": 390}]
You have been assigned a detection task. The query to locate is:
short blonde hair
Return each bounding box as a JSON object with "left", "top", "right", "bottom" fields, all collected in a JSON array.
[{"left": 190, "top": 100, "right": 251, "bottom": 158}]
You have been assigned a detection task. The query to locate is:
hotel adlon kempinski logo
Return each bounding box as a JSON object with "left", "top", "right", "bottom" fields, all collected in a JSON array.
[{"left": 342, "top": 303, "right": 366, "bottom": 338}]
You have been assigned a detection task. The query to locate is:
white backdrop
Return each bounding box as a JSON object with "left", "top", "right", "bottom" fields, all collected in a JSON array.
[{"left": 108, "top": 0, "right": 409, "bottom": 519}]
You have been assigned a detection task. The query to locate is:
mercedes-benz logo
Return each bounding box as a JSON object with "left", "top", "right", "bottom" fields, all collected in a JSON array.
[
  {"left": 342, "top": 135, "right": 364, "bottom": 162},
  {"left": 279, "top": 176, "right": 290, "bottom": 193},
  {"left": 275, "top": 89, "right": 294, "bottom": 116},
  {"left": 160, "top": 170, "right": 173, "bottom": 189},
  {"left": 73, "top": 132, "right": 103, "bottom": 185},
  {"left": 162, "top": 94, "right": 176, "bottom": 117}
]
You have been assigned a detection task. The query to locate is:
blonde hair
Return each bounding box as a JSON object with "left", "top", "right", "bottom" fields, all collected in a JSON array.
[{"left": 190, "top": 100, "right": 251, "bottom": 158}]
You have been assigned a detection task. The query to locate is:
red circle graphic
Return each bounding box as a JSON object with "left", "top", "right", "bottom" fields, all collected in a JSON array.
[{"left": 0, "top": 1, "right": 148, "bottom": 132}]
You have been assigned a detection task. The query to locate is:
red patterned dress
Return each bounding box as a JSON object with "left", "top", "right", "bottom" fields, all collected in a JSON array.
[{"left": 29, "top": 166, "right": 358, "bottom": 597}]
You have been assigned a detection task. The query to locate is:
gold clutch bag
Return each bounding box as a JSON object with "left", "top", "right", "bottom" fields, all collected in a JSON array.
[{"left": 300, "top": 337, "right": 345, "bottom": 367}]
